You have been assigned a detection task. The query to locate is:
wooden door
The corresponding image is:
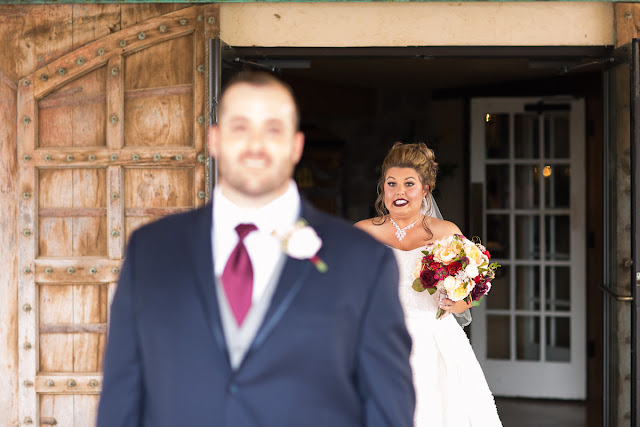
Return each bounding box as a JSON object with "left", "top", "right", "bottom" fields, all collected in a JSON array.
[{"left": 16, "top": 6, "right": 217, "bottom": 426}]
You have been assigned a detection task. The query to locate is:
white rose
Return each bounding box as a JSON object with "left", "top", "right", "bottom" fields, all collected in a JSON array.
[
  {"left": 464, "top": 264, "right": 479, "bottom": 278},
  {"left": 443, "top": 275, "right": 459, "bottom": 293},
  {"left": 286, "top": 226, "right": 322, "bottom": 259}
]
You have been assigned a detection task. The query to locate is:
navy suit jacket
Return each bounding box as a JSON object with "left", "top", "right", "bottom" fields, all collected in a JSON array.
[{"left": 97, "top": 200, "right": 415, "bottom": 427}]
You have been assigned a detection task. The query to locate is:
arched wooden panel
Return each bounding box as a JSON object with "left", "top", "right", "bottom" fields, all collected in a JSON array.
[{"left": 16, "top": 6, "right": 219, "bottom": 426}]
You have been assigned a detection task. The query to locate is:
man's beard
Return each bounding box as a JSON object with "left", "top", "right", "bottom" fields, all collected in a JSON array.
[{"left": 218, "top": 161, "right": 293, "bottom": 199}]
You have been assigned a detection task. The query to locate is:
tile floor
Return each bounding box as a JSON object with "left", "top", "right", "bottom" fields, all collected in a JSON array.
[{"left": 496, "top": 397, "right": 589, "bottom": 427}]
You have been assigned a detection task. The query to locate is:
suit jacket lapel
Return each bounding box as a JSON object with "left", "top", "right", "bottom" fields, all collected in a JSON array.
[
  {"left": 247, "top": 200, "right": 322, "bottom": 354},
  {"left": 190, "top": 204, "right": 230, "bottom": 367}
]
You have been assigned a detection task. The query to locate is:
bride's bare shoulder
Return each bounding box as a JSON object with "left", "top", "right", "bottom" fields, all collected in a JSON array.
[
  {"left": 354, "top": 217, "right": 387, "bottom": 238},
  {"left": 427, "top": 217, "right": 463, "bottom": 239},
  {"left": 354, "top": 217, "right": 379, "bottom": 232}
]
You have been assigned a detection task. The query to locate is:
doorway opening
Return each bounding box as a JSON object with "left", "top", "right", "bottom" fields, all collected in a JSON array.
[{"left": 221, "top": 45, "right": 608, "bottom": 427}]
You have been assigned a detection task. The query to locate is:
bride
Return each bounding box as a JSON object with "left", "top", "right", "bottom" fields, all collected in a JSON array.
[{"left": 355, "top": 142, "right": 502, "bottom": 427}]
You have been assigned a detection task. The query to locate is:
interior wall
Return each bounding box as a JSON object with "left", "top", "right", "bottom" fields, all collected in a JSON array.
[
  {"left": 220, "top": 2, "right": 614, "bottom": 48},
  {"left": 286, "top": 75, "right": 467, "bottom": 227},
  {"left": 430, "top": 98, "right": 465, "bottom": 229}
]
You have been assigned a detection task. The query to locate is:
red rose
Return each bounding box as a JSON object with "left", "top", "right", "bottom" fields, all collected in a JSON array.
[
  {"left": 447, "top": 262, "right": 462, "bottom": 275},
  {"left": 430, "top": 262, "right": 440, "bottom": 271},
  {"left": 473, "top": 275, "right": 483, "bottom": 283},
  {"left": 483, "top": 250, "right": 491, "bottom": 259},
  {"left": 420, "top": 269, "right": 438, "bottom": 289}
]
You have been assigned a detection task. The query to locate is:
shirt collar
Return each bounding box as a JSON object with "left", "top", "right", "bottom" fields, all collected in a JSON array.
[{"left": 212, "top": 181, "right": 301, "bottom": 235}]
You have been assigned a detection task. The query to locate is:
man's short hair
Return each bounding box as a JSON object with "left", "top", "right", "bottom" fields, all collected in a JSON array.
[{"left": 218, "top": 70, "right": 300, "bottom": 130}]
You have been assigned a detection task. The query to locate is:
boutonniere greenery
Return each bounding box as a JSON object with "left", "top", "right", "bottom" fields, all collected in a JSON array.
[{"left": 273, "top": 219, "right": 328, "bottom": 273}]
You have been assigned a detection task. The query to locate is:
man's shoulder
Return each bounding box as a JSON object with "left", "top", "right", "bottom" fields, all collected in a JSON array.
[{"left": 129, "top": 204, "right": 210, "bottom": 242}]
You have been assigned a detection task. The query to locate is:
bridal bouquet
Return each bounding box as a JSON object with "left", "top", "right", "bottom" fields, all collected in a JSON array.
[{"left": 412, "top": 234, "right": 499, "bottom": 319}]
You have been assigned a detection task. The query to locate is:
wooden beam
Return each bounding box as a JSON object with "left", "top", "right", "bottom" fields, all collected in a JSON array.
[
  {"left": 615, "top": 3, "right": 640, "bottom": 48},
  {"left": 35, "top": 374, "right": 102, "bottom": 394},
  {"left": 40, "top": 324, "right": 107, "bottom": 334},
  {"left": 27, "top": 7, "right": 198, "bottom": 99},
  {"left": 0, "top": 57, "right": 19, "bottom": 427}
]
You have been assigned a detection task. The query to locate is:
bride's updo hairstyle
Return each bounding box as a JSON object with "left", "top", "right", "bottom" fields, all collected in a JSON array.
[{"left": 373, "top": 142, "right": 438, "bottom": 232}]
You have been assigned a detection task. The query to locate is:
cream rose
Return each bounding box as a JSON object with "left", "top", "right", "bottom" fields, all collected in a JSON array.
[
  {"left": 443, "top": 276, "right": 468, "bottom": 301},
  {"left": 464, "top": 243, "right": 484, "bottom": 266},
  {"left": 436, "top": 246, "right": 457, "bottom": 264},
  {"left": 450, "top": 240, "right": 464, "bottom": 253},
  {"left": 413, "top": 258, "right": 423, "bottom": 280},
  {"left": 286, "top": 226, "right": 322, "bottom": 259}
]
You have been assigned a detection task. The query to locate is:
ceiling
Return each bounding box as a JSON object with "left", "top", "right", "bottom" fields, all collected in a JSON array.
[{"left": 230, "top": 46, "right": 610, "bottom": 93}]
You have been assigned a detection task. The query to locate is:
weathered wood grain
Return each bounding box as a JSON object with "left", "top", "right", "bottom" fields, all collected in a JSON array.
[
  {"left": 39, "top": 285, "right": 73, "bottom": 325},
  {"left": 17, "top": 79, "right": 38, "bottom": 427},
  {"left": 28, "top": 7, "right": 197, "bottom": 99},
  {"left": 0, "top": 63, "right": 19, "bottom": 427},
  {"left": 194, "top": 11, "right": 206, "bottom": 207},
  {"left": 615, "top": 3, "right": 640, "bottom": 48},
  {"left": 39, "top": 333, "right": 74, "bottom": 373},
  {"left": 107, "top": 166, "right": 124, "bottom": 259},
  {"left": 124, "top": 168, "right": 194, "bottom": 208},
  {"left": 41, "top": 324, "right": 107, "bottom": 334},
  {"left": 35, "top": 374, "right": 102, "bottom": 394},
  {"left": 39, "top": 208, "right": 106, "bottom": 218},
  {"left": 71, "top": 4, "right": 121, "bottom": 50},
  {"left": 14, "top": 5, "right": 74, "bottom": 79},
  {"left": 72, "top": 394, "right": 100, "bottom": 427},
  {"left": 34, "top": 258, "right": 122, "bottom": 284},
  {"left": 106, "top": 56, "right": 123, "bottom": 152},
  {"left": 125, "top": 207, "right": 191, "bottom": 217},
  {"left": 120, "top": 4, "right": 189, "bottom": 30},
  {"left": 40, "top": 394, "right": 73, "bottom": 426},
  {"left": 124, "top": 92, "right": 194, "bottom": 147},
  {"left": 30, "top": 148, "right": 196, "bottom": 167},
  {"left": 38, "top": 67, "right": 107, "bottom": 148},
  {"left": 9, "top": 6, "right": 207, "bottom": 425}
]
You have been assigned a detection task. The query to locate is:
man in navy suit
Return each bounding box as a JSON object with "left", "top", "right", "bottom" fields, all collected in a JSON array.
[{"left": 97, "top": 71, "right": 414, "bottom": 427}]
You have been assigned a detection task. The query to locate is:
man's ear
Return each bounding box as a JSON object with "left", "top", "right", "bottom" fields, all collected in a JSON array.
[
  {"left": 292, "top": 131, "right": 305, "bottom": 164},
  {"left": 208, "top": 125, "right": 219, "bottom": 157}
]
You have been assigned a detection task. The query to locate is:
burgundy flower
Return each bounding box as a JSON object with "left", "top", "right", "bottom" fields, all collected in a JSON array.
[
  {"left": 470, "top": 280, "right": 490, "bottom": 301},
  {"left": 420, "top": 269, "right": 438, "bottom": 289},
  {"left": 447, "top": 261, "right": 462, "bottom": 276}
]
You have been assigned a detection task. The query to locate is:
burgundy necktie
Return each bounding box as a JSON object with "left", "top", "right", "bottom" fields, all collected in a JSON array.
[{"left": 222, "top": 223, "right": 258, "bottom": 326}]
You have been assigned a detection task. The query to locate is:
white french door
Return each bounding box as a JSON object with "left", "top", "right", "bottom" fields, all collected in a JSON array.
[{"left": 470, "top": 97, "right": 586, "bottom": 399}]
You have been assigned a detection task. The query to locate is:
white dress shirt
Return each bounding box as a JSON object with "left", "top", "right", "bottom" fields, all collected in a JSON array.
[{"left": 212, "top": 181, "right": 301, "bottom": 303}]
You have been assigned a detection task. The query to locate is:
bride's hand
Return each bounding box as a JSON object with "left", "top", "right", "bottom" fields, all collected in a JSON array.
[{"left": 438, "top": 297, "right": 472, "bottom": 317}]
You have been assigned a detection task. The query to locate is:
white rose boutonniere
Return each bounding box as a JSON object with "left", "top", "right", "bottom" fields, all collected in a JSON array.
[{"left": 273, "top": 219, "right": 328, "bottom": 273}]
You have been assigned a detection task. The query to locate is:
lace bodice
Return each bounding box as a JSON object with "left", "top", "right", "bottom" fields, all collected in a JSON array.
[{"left": 392, "top": 247, "right": 440, "bottom": 318}]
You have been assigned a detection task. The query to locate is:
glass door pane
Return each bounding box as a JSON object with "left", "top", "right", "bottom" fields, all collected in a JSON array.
[{"left": 471, "top": 97, "right": 586, "bottom": 399}]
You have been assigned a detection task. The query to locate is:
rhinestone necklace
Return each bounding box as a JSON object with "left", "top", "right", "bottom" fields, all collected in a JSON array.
[{"left": 389, "top": 216, "right": 421, "bottom": 242}]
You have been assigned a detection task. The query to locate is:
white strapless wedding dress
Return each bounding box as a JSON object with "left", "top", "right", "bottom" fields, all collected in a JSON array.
[{"left": 393, "top": 247, "right": 502, "bottom": 427}]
